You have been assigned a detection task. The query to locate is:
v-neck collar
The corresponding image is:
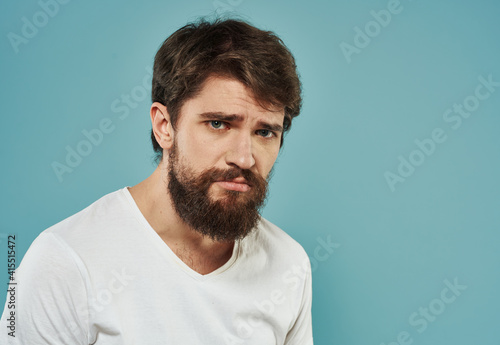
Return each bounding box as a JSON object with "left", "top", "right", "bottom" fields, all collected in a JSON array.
[{"left": 121, "top": 186, "right": 242, "bottom": 281}]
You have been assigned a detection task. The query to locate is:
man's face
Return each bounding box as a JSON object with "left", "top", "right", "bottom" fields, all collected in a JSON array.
[{"left": 165, "top": 75, "right": 284, "bottom": 241}]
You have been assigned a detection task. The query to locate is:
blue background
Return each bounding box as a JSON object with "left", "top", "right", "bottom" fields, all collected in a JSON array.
[{"left": 1, "top": 0, "right": 499, "bottom": 344}]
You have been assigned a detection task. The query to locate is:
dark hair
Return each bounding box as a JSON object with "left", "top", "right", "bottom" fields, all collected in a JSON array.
[{"left": 151, "top": 18, "right": 302, "bottom": 163}]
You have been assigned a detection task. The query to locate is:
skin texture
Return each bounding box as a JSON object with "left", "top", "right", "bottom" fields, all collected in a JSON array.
[{"left": 129, "top": 75, "right": 284, "bottom": 274}]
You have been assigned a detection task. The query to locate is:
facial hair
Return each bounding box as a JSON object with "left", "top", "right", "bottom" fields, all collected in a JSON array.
[{"left": 166, "top": 143, "right": 270, "bottom": 242}]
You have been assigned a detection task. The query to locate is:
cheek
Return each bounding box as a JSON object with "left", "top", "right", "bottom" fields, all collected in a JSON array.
[
  {"left": 258, "top": 146, "right": 280, "bottom": 176},
  {"left": 177, "top": 130, "right": 221, "bottom": 168}
]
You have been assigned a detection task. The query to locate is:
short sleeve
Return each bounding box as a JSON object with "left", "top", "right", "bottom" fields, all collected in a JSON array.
[
  {"left": 0, "top": 232, "right": 90, "bottom": 345},
  {"left": 284, "top": 256, "right": 314, "bottom": 345}
]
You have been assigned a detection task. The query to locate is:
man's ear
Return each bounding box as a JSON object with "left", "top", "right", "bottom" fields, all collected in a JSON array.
[{"left": 151, "top": 102, "right": 174, "bottom": 150}]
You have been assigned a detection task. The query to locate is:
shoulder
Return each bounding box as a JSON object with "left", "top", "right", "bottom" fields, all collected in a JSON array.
[
  {"left": 39, "top": 187, "right": 136, "bottom": 253},
  {"left": 16, "top": 231, "right": 87, "bottom": 285},
  {"left": 45, "top": 187, "right": 129, "bottom": 237},
  {"left": 257, "top": 217, "right": 304, "bottom": 250},
  {"left": 249, "top": 216, "right": 310, "bottom": 267},
  {"left": 15, "top": 187, "right": 136, "bottom": 293},
  {"left": 28, "top": 187, "right": 134, "bottom": 267}
]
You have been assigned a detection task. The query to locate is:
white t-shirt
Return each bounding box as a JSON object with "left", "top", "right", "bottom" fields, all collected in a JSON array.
[{"left": 1, "top": 187, "right": 313, "bottom": 344}]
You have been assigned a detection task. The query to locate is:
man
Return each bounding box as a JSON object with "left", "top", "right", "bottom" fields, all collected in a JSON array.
[{"left": 1, "top": 18, "right": 313, "bottom": 344}]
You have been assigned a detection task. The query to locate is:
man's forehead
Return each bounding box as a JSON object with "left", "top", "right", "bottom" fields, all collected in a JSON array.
[{"left": 205, "top": 76, "right": 282, "bottom": 107}]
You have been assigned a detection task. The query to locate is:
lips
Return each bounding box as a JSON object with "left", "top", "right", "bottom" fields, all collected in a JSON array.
[
  {"left": 214, "top": 177, "right": 251, "bottom": 192},
  {"left": 227, "top": 177, "right": 249, "bottom": 184}
]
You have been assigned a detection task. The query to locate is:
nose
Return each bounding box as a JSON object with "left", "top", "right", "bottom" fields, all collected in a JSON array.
[{"left": 225, "top": 132, "right": 256, "bottom": 170}]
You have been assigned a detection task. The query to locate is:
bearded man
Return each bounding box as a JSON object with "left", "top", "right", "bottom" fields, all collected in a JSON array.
[{"left": 1, "top": 18, "right": 313, "bottom": 344}]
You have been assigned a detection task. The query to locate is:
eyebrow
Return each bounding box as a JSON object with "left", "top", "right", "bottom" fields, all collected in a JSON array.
[
  {"left": 199, "top": 112, "right": 284, "bottom": 133},
  {"left": 256, "top": 121, "right": 283, "bottom": 133},
  {"left": 199, "top": 112, "right": 243, "bottom": 122}
]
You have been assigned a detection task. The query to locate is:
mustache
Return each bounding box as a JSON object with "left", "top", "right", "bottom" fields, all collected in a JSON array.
[{"left": 201, "top": 167, "right": 264, "bottom": 187}]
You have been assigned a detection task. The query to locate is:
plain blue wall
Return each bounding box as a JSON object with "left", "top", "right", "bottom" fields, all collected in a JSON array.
[{"left": 1, "top": 0, "right": 499, "bottom": 344}]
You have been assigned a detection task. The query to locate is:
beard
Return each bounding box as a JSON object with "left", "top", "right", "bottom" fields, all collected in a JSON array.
[{"left": 166, "top": 142, "right": 270, "bottom": 242}]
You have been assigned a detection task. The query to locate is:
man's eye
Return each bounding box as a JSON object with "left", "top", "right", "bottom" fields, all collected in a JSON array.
[
  {"left": 210, "top": 120, "right": 225, "bottom": 129},
  {"left": 257, "top": 129, "right": 274, "bottom": 138}
]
